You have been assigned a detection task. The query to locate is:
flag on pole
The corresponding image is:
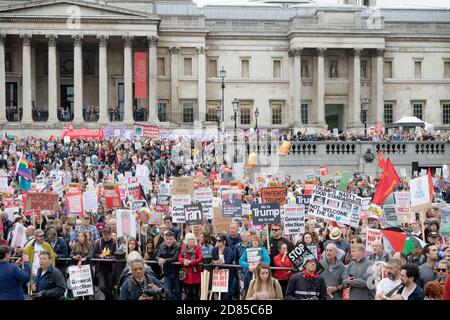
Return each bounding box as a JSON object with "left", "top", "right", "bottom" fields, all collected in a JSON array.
[
  {"left": 19, "top": 176, "right": 32, "bottom": 191},
  {"left": 17, "top": 153, "right": 33, "bottom": 181},
  {"left": 377, "top": 152, "right": 386, "bottom": 170},
  {"left": 427, "top": 167, "right": 434, "bottom": 203},
  {"left": 381, "top": 228, "right": 427, "bottom": 255},
  {"left": 372, "top": 158, "right": 400, "bottom": 206}
]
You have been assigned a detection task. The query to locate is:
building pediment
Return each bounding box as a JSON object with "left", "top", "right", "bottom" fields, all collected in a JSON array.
[{"left": 0, "top": 0, "right": 156, "bottom": 20}]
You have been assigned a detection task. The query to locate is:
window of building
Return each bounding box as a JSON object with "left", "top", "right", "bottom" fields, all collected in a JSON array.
[
  {"left": 271, "top": 102, "right": 283, "bottom": 125},
  {"left": 239, "top": 102, "right": 251, "bottom": 125},
  {"left": 301, "top": 60, "right": 309, "bottom": 78},
  {"left": 384, "top": 103, "right": 393, "bottom": 124},
  {"left": 444, "top": 61, "right": 450, "bottom": 79},
  {"left": 301, "top": 104, "right": 309, "bottom": 124},
  {"left": 158, "top": 101, "right": 167, "bottom": 122},
  {"left": 182, "top": 102, "right": 194, "bottom": 123},
  {"left": 184, "top": 57, "right": 192, "bottom": 76},
  {"left": 361, "top": 60, "right": 367, "bottom": 79},
  {"left": 241, "top": 59, "right": 249, "bottom": 78},
  {"left": 329, "top": 60, "right": 338, "bottom": 78},
  {"left": 384, "top": 60, "right": 392, "bottom": 78},
  {"left": 206, "top": 101, "right": 220, "bottom": 122},
  {"left": 443, "top": 103, "right": 450, "bottom": 125},
  {"left": 413, "top": 103, "right": 423, "bottom": 120},
  {"left": 5, "top": 52, "right": 12, "bottom": 72},
  {"left": 273, "top": 60, "right": 281, "bottom": 78},
  {"left": 414, "top": 61, "right": 422, "bottom": 79},
  {"left": 208, "top": 59, "right": 217, "bottom": 78},
  {"left": 157, "top": 58, "right": 165, "bottom": 76}
]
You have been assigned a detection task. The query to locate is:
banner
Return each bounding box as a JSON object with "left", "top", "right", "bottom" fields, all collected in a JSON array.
[
  {"left": 287, "top": 242, "right": 324, "bottom": 273},
  {"left": 104, "top": 184, "right": 122, "bottom": 209},
  {"left": 24, "top": 192, "right": 59, "bottom": 211},
  {"left": 66, "top": 192, "right": 83, "bottom": 216},
  {"left": 82, "top": 191, "right": 98, "bottom": 213},
  {"left": 68, "top": 265, "right": 94, "bottom": 298},
  {"left": 194, "top": 188, "right": 213, "bottom": 220},
  {"left": 221, "top": 189, "right": 242, "bottom": 218},
  {"left": 441, "top": 207, "right": 450, "bottom": 237},
  {"left": 211, "top": 269, "right": 229, "bottom": 293},
  {"left": 116, "top": 209, "right": 136, "bottom": 238},
  {"left": 409, "top": 176, "right": 431, "bottom": 211},
  {"left": 308, "top": 186, "right": 361, "bottom": 228},
  {"left": 172, "top": 177, "right": 194, "bottom": 196},
  {"left": 184, "top": 203, "right": 204, "bottom": 226},
  {"left": 134, "top": 52, "right": 147, "bottom": 99},
  {"left": 11, "top": 223, "right": 27, "bottom": 248},
  {"left": 171, "top": 194, "right": 191, "bottom": 223},
  {"left": 251, "top": 203, "right": 281, "bottom": 226},
  {"left": 383, "top": 205, "right": 400, "bottom": 227},
  {"left": 134, "top": 125, "right": 160, "bottom": 139},
  {"left": 283, "top": 204, "right": 305, "bottom": 235},
  {"left": 261, "top": 187, "right": 287, "bottom": 206}
]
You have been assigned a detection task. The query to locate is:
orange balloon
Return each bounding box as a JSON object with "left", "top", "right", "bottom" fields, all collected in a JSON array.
[
  {"left": 246, "top": 152, "right": 257, "bottom": 169},
  {"left": 279, "top": 141, "right": 290, "bottom": 155}
]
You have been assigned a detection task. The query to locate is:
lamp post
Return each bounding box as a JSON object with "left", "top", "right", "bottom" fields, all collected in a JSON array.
[
  {"left": 232, "top": 98, "right": 239, "bottom": 163},
  {"left": 361, "top": 96, "right": 369, "bottom": 138},
  {"left": 254, "top": 107, "right": 260, "bottom": 154},
  {"left": 216, "top": 106, "right": 221, "bottom": 163},
  {"left": 220, "top": 66, "right": 226, "bottom": 159}
]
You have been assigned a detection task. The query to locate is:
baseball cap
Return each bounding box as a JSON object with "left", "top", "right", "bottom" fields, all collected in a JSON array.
[{"left": 302, "top": 254, "right": 316, "bottom": 267}]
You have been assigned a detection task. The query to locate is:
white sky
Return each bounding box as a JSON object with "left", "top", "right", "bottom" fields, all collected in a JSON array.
[{"left": 194, "top": 0, "right": 450, "bottom": 8}]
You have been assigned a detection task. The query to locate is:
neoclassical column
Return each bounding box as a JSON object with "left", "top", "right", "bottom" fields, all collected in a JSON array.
[
  {"left": 123, "top": 35, "right": 133, "bottom": 123},
  {"left": 197, "top": 46, "right": 206, "bottom": 123},
  {"left": 350, "top": 48, "right": 362, "bottom": 127},
  {"left": 47, "top": 35, "right": 58, "bottom": 122},
  {"left": 98, "top": 35, "right": 109, "bottom": 123},
  {"left": 292, "top": 47, "right": 302, "bottom": 125},
  {"left": 372, "top": 49, "right": 384, "bottom": 124},
  {"left": 148, "top": 35, "right": 159, "bottom": 123},
  {"left": 0, "top": 34, "right": 6, "bottom": 123},
  {"left": 169, "top": 47, "right": 180, "bottom": 123},
  {"left": 73, "top": 34, "right": 84, "bottom": 122},
  {"left": 21, "top": 34, "right": 32, "bottom": 123},
  {"left": 315, "top": 47, "right": 326, "bottom": 126}
]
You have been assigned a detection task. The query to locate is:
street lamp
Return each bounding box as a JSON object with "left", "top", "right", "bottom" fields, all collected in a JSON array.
[
  {"left": 361, "top": 96, "right": 369, "bottom": 138},
  {"left": 216, "top": 106, "right": 221, "bottom": 163},
  {"left": 220, "top": 66, "right": 226, "bottom": 159},
  {"left": 254, "top": 107, "right": 260, "bottom": 154},
  {"left": 232, "top": 98, "right": 240, "bottom": 163}
]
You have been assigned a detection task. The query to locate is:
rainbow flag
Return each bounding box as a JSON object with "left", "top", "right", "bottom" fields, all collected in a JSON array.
[{"left": 17, "top": 153, "right": 32, "bottom": 181}]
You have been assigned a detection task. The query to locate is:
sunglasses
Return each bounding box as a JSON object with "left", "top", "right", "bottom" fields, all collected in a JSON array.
[
  {"left": 437, "top": 268, "right": 448, "bottom": 272},
  {"left": 271, "top": 229, "right": 281, "bottom": 232}
]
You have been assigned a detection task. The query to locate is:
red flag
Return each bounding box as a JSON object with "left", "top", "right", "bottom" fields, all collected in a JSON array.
[
  {"left": 134, "top": 52, "right": 147, "bottom": 99},
  {"left": 372, "top": 158, "right": 401, "bottom": 206},
  {"left": 377, "top": 152, "right": 386, "bottom": 170},
  {"left": 427, "top": 167, "right": 434, "bottom": 203}
]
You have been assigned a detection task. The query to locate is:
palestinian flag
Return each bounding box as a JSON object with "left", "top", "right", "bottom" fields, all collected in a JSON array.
[{"left": 381, "top": 227, "right": 427, "bottom": 255}]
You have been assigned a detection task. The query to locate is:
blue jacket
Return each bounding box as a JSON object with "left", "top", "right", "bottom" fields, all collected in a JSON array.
[
  {"left": 239, "top": 246, "right": 270, "bottom": 270},
  {"left": 33, "top": 266, "right": 66, "bottom": 300},
  {"left": 0, "top": 261, "right": 31, "bottom": 300},
  {"left": 211, "top": 246, "right": 234, "bottom": 265},
  {"left": 46, "top": 237, "right": 69, "bottom": 259},
  {"left": 119, "top": 273, "right": 164, "bottom": 300},
  {"left": 226, "top": 234, "right": 242, "bottom": 252}
]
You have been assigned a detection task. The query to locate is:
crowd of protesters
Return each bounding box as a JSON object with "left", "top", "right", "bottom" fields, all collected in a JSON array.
[{"left": 0, "top": 132, "right": 450, "bottom": 300}]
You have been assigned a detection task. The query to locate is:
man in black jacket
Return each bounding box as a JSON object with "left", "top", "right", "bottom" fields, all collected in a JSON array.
[
  {"left": 31, "top": 251, "right": 66, "bottom": 300},
  {"left": 155, "top": 231, "right": 181, "bottom": 300},
  {"left": 285, "top": 255, "right": 327, "bottom": 300}
]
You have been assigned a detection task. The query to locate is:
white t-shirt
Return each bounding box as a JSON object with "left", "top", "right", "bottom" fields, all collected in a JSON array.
[
  {"left": 32, "top": 243, "right": 44, "bottom": 275},
  {"left": 376, "top": 277, "right": 402, "bottom": 296}
]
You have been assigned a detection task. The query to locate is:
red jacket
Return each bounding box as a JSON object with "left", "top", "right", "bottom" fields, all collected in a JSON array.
[
  {"left": 178, "top": 244, "right": 203, "bottom": 285},
  {"left": 444, "top": 277, "right": 450, "bottom": 300},
  {"left": 273, "top": 252, "right": 293, "bottom": 280}
]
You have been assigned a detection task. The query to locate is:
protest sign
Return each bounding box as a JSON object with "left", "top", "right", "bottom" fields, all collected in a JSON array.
[
  {"left": 67, "top": 183, "right": 81, "bottom": 193},
  {"left": 251, "top": 203, "right": 281, "bottom": 225},
  {"left": 283, "top": 204, "right": 305, "bottom": 235},
  {"left": 11, "top": 223, "right": 27, "bottom": 248},
  {"left": 5, "top": 206, "right": 19, "bottom": 222},
  {"left": 52, "top": 176, "right": 63, "bottom": 196},
  {"left": 383, "top": 205, "right": 400, "bottom": 227},
  {"left": 221, "top": 189, "right": 242, "bottom": 218},
  {"left": 156, "top": 195, "right": 170, "bottom": 213},
  {"left": 184, "top": 203, "right": 204, "bottom": 226},
  {"left": 304, "top": 169, "right": 315, "bottom": 180},
  {"left": 441, "top": 208, "right": 450, "bottom": 237},
  {"left": 116, "top": 209, "right": 136, "bottom": 238},
  {"left": 247, "top": 247, "right": 261, "bottom": 269},
  {"left": 287, "top": 242, "right": 324, "bottom": 273},
  {"left": 338, "top": 171, "right": 353, "bottom": 191},
  {"left": 194, "top": 188, "right": 213, "bottom": 220},
  {"left": 0, "top": 176, "right": 9, "bottom": 192},
  {"left": 134, "top": 124, "right": 160, "bottom": 138},
  {"left": 320, "top": 165, "right": 329, "bottom": 176},
  {"left": 159, "top": 182, "right": 170, "bottom": 195},
  {"left": 126, "top": 179, "right": 141, "bottom": 200},
  {"left": 303, "top": 181, "right": 318, "bottom": 195},
  {"left": 24, "top": 192, "right": 59, "bottom": 211},
  {"left": 361, "top": 197, "right": 372, "bottom": 211},
  {"left": 171, "top": 194, "right": 191, "bottom": 223},
  {"left": 295, "top": 195, "right": 311, "bottom": 212},
  {"left": 82, "top": 191, "right": 98, "bottom": 213},
  {"left": 211, "top": 269, "right": 229, "bottom": 293},
  {"left": 104, "top": 184, "right": 122, "bottom": 209},
  {"left": 66, "top": 192, "right": 83, "bottom": 216},
  {"left": 409, "top": 176, "right": 431, "bottom": 212},
  {"left": 308, "top": 245, "right": 318, "bottom": 259},
  {"left": 212, "top": 206, "right": 233, "bottom": 234},
  {"left": 172, "top": 177, "right": 194, "bottom": 196},
  {"left": 366, "top": 228, "right": 383, "bottom": 253},
  {"left": 68, "top": 265, "right": 94, "bottom": 298},
  {"left": 261, "top": 187, "right": 287, "bottom": 206},
  {"left": 131, "top": 200, "right": 148, "bottom": 212},
  {"left": 135, "top": 164, "right": 149, "bottom": 178}
]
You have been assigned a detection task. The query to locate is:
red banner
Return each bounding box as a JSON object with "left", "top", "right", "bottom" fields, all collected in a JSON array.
[
  {"left": 104, "top": 184, "right": 122, "bottom": 209},
  {"left": 134, "top": 125, "right": 159, "bottom": 138},
  {"left": 134, "top": 52, "right": 147, "bottom": 99}
]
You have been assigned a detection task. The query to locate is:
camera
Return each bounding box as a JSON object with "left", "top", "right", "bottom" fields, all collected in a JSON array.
[{"left": 142, "top": 287, "right": 165, "bottom": 299}]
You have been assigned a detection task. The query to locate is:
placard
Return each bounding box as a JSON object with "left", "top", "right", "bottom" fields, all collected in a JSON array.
[
  {"left": 0, "top": 176, "right": 9, "bottom": 192},
  {"left": 320, "top": 165, "right": 329, "bottom": 176},
  {"left": 184, "top": 203, "right": 204, "bottom": 226},
  {"left": 24, "top": 192, "right": 59, "bottom": 211},
  {"left": 82, "top": 191, "right": 98, "bottom": 213},
  {"left": 441, "top": 207, "right": 450, "bottom": 237},
  {"left": 11, "top": 223, "right": 27, "bottom": 248},
  {"left": 247, "top": 247, "right": 261, "bottom": 269},
  {"left": 66, "top": 192, "right": 83, "bottom": 216},
  {"left": 295, "top": 195, "right": 311, "bottom": 212},
  {"left": 383, "top": 205, "right": 400, "bottom": 227},
  {"left": 172, "top": 177, "right": 194, "bottom": 196},
  {"left": 304, "top": 169, "right": 315, "bottom": 180},
  {"left": 261, "top": 187, "right": 287, "bottom": 206},
  {"left": 131, "top": 200, "right": 148, "bottom": 212},
  {"left": 366, "top": 228, "right": 383, "bottom": 253},
  {"left": 171, "top": 194, "right": 191, "bottom": 223},
  {"left": 221, "top": 189, "right": 242, "bottom": 218},
  {"left": 104, "top": 184, "right": 122, "bottom": 209},
  {"left": 283, "top": 204, "right": 305, "bottom": 235},
  {"left": 251, "top": 203, "right": 281, "bottom": 226},
  {"left": 194, "top": 188, "right": 213, "bottom": 220},
  {"left": 211, "top": 269, "right": 229, "bottom": 293},
  {"left": 116, "top": 209, "right": 136, "bottom": 238},
  {"left": 409, "top": 176, "right": 431, "bottom": 212},
  {"left": 68, "top": 265, "right": 94, "bottom": 298},
  {"left": 287, "top": 242, "right": 324, "bottom": 273}
]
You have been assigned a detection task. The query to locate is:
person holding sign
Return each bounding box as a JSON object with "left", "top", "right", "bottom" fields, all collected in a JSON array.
[
  {"left": 178, "top": 233, "right": 203, "bottom": 300},
  {"left": 239, "top": 235, "right": 270, "bottom": 293},
  {"left": 246, "top": 263, "right": 283, "bottom": 300},
  {"left": 211, "top": 233, "right": 235, "bottom": 300},
  {"left": 0, "top": 246, "right": 31, "bottom": 300}
]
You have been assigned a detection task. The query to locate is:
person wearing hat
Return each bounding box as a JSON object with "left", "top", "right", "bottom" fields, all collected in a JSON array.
[
  {"left": 285, "top": 254, "right": 327, "bottom": 300},
  {"left": 368, "top": 214, "right": 381, "bottom": 229},
  {"left": 23, "top": 229, "right": 56, "bottom": 276},
  {"left": 324, "top": 227, "right": 350, "bottom": 259}
]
